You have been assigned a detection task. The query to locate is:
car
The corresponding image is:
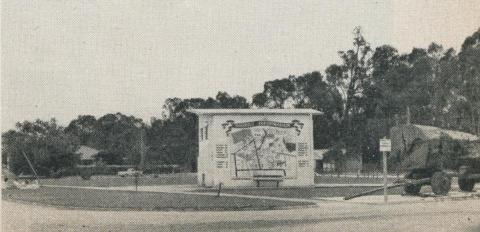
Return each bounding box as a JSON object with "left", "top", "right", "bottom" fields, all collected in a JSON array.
[{"left": 117, "top": 168, "right": 143, "bottom": 177}]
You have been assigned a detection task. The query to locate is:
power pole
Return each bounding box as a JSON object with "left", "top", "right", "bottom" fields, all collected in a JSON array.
[
  {"left": 134, "top": 122, "right": 146, "bottom": 171},
  {"left": 406, "top": 106, "right": 411, "bottom": 125},
  {"left": 139, "top": 128, "right": 145, "bottom": 170}
]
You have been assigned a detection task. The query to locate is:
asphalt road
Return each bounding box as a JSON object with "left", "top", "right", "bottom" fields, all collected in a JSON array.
[{"left": 3, "top": 198, "right": 480, "bottom": 232}]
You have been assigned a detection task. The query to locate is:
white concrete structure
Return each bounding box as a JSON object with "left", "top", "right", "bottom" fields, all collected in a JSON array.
[{"left": 189, "top": 109, "right": 322, "bottom": 188}]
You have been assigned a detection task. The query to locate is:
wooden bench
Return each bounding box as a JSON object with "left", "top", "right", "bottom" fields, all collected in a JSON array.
[{"left": 252, "top": 175, "right": 284, "bottom": 187}]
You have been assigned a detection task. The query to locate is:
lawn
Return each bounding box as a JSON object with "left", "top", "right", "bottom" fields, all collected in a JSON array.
[
  {"left": 39, "top": 173, "right": 197, "bottom": 187},
  {"left": 314, "top": 175, "right": 400, "bottom": 184},
  {"left": 196, "top": 186, "right": 404, "bottom": 199},
  {"left": 2, "top": 186, "right": 312, "bottom": 211},
  {"left": 39, "top": 173, "right": 399, "bottom": 188},
  {"left": 4, "top": 174, "right": 410, "bottom": 211},
  {"left": 37, "top": 173, "right": 404, "bottom": 200}
]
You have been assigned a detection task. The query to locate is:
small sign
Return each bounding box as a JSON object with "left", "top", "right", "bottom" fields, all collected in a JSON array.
[
  {"left": 216, "top": 161, "right": 228, "bottom": 168},
  {"left": 379, "top": 139, "right": 391, "bottom": 152},
  {"left": 297, "top": 143, "right": 308, "bottom": 156},
  {"left": 215, "top": 144, "right": 228, "bottom": 158},
  {"left": 298, "top": 160, "right": 309, "bottom": 167}
]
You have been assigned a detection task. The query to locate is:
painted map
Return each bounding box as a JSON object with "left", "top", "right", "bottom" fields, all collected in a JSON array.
[{"left": 230, "top": 127, "right": 298, "bottom": 178}]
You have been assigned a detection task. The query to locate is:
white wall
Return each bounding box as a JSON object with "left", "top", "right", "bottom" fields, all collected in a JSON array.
[
  {"left": 197, "top": 113, "right": 315, "bottom": 188},
  {"left": 197, "top": 115, "right": 214, "bottom": 186}
]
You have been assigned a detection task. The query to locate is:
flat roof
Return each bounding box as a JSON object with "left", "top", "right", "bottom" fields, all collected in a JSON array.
[{"left": 187, "top": 108, "right": 322, "bottom": 115}]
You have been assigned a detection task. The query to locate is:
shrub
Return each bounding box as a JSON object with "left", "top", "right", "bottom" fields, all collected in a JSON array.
[
  {"left": 79, "top": 169, "right": 92, "bottom": 180},
  {"left": 50, "top": 168, "right": 78, "bottom": 178}
]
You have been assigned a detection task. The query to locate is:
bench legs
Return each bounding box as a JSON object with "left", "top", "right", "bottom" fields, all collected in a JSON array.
[{"left": 255, "top": 180, "right": 280, "bottom": 188}]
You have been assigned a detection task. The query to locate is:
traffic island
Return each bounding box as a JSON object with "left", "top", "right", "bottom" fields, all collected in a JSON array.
[{"left": 2, "top": 186, "right": 314, "bottom": 211}]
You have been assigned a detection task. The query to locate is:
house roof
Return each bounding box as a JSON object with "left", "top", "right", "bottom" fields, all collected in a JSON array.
[
  {"left": 413, "top": 124, "right": 479, "bottom": 141},
  {"left": 75, "top": 145, "right": 100, "bottom": 160},
  {"left": 313, "top": 149, "right": 329, "bottom": 160},
  {"left": 188, "top": 108, "right": 323, "bottom": 115}
]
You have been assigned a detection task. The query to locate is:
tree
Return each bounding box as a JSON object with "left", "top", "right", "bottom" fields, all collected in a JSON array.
[
  {"left": 216, "top": 91, "right": 249, "bottom": 109},
  {"left": 147, "top": 116, "right": 197, "bottom": 169},
  {"left": 458, "top": 28, "right": 480, "bottom": 135},
  {"left": 252, "top": 76, "right": 299, "bottom": 109},
  {"left": 251, "top": 72, "right": 343, "bottom": 148},
  {"left": 152, "top": 92, "right": 249, "bottom": 170},
  {"left": 326, "top": 27, "right": 372, "bottom": 125},
  {"left": 94, "top": 151, "right": 124, "bottom": 165},
  {"left": 297, "top": 72, "right": 343, "bottom": 148},
  {"left": 324, "top": 27, "right": 373, "bottom": 159},
  {"left": 252, "top": 92, "right": 268, "bottom": 108},
  {"left": 65, "top": 115, "right": 97, "bottom": 146},
  {"left": 93, "top": 113, "right": 145, "bottom": 166},
  {"left": 2, "top": 119, "right": 80, "bottom": 176}
]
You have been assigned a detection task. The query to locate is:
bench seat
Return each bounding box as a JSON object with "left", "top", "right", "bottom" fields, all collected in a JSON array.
[{"left": 252, "top": 175, "right": 284, "bottom": 187}]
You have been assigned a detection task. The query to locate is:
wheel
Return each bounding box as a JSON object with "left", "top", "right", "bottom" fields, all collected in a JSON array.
[
  {"left": 458, "top": 178, "right": 475, "bottom": 192},
  {"left": 404, "top": 183, "right": 421, "bottom": 195},
  {"left": 403, "top": 169, "right": 429, "bottom": 195},
  {"left": 458, "top": 166, "right": 475, "bottom": 192},
  {"left": 431, "top": 171, "right": 451, "bottom": 195}
]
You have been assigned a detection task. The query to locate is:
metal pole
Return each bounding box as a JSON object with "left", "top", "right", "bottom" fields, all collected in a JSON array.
[
  {"left": 22, "top": 151, "right": 39, "bottom": 181},
  {"left": 217, "top": 183, "right": 222, "bottom": 197},
  {"left": 344, "top": 178, "right": 431, "bottom": 200},
  {"left": 383, "top": 151, "right": 388, "bottom": 204},
  {"left": 135, "top": 173, "right": 138, "bottom": 192}
]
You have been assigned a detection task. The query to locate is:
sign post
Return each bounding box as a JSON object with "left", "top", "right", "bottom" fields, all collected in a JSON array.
[{"left": 379, "top": 138, "right": 391, "bottom": 204}]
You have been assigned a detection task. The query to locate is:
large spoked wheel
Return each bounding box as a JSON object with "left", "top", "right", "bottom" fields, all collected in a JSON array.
[
  {"left": 404, "top": 183, "right": 421, "bottom": 195},
  {"left": 431, "top": 171, "right": 451, "bottom": 195},
  {"left": 458, "top": 166, "right": 475, "bottom": 192}
]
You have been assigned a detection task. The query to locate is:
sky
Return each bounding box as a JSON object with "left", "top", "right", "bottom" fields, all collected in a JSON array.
[{"left": 2, "top": 0, "right": 480, "bottom": 131}]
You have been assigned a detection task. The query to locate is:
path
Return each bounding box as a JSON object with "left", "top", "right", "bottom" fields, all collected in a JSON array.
[{"left": 3, "top": 197, "right": 480, "bottom": 231}]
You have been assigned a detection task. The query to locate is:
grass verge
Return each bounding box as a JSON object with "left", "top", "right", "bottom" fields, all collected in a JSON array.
[
  {"left": 39, "top": 173, "right": 196, "bottom": 187},
  {"left": 39, "top": 173, "right": 399, "bottom": 188},
  {"left": 195, "top": 186, "right": 404, "bottom": 199},
  {"left": 2, "top": 186, "right": 312, "bottom": 211}
]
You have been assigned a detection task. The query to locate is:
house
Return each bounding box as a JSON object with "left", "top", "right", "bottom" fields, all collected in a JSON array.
[
  {"left": 313, "top": 148, "right": 362, "bottom": 173},
  {"left": 189, "top": 109, "right": 322, "bottom": 188},
  {"left": 75, "top": 145, "right": 100, "bottom": 166},
  {"left": 313, "top": 149, "right": 334, "bottom": 173}
]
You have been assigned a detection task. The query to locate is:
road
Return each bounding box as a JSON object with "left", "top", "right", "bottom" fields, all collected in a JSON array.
[{"left": 2, "top": 198, "right": 480, "bottom": 232}]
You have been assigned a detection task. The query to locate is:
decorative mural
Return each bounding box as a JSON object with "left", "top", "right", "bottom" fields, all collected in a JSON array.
[{"left": 225, "top": 120, "right": 304, "bottom": 178}]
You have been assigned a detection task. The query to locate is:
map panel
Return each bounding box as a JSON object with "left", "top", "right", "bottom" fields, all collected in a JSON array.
[{"left": 230, "top": 126, "right": 299, "bottom": 178}]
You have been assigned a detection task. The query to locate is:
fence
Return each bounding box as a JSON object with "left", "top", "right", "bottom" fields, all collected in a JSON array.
[{"left": 316, "top": 163, "right": 403, "bottom": 179}]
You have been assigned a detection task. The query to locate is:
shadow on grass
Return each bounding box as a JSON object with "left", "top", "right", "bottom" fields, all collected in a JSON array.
[{"left": 2, "top": 186, "right": 312, "bottom": 211}]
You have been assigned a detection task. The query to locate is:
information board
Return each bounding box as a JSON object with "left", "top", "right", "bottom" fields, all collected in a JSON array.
[{"left": 379, "top": 138, "right": 391, "bottom": 152}]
